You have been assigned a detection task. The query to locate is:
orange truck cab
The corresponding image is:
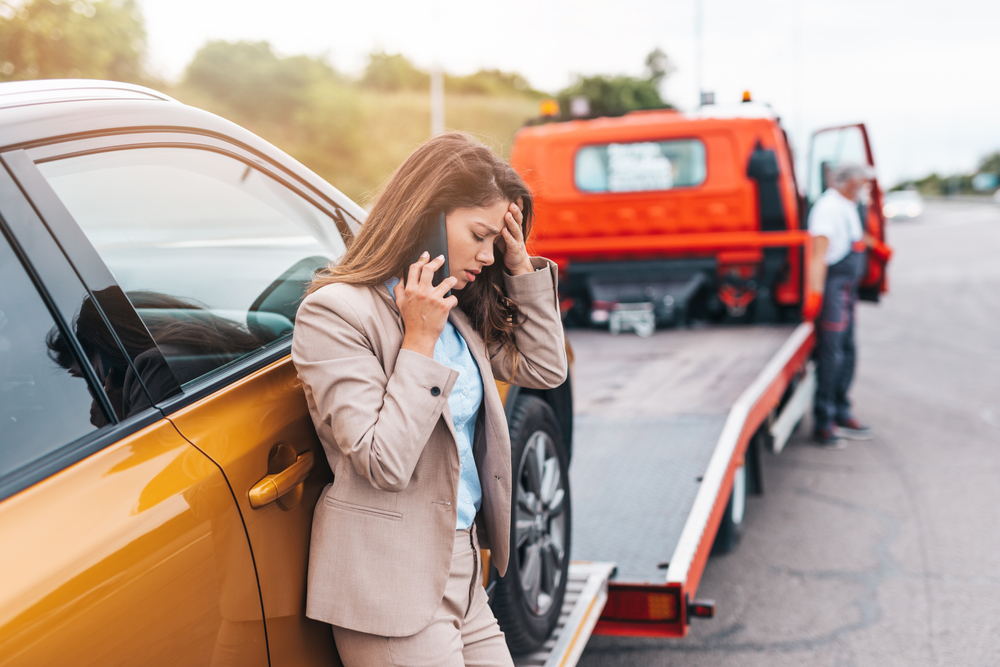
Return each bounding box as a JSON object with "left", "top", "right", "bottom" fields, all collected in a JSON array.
[{"left": 511, "top": 103, "right": 889, "bottom": 332}]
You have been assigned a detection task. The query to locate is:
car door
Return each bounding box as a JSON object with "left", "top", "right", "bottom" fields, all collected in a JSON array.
[
  {"left": 8, "top": 135, "right": 354, "bottom": 666},
  {"left": 0, "top": 162, "right": 267, "bottom": 666},
  {"left": 806, "top": 123, "right": 890, "bottom": 301}
]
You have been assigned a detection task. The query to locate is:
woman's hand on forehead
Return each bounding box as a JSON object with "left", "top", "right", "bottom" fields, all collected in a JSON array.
[{"left": 497, "top": 199, "right": 533, "bottom": 276}]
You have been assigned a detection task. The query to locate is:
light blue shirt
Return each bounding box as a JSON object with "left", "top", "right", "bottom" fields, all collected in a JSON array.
[{"left": 386, "top": 278, "right": 484, "bottom": 529}]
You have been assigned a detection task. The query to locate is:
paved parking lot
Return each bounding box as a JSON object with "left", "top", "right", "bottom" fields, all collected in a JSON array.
[{"left": 575, "top": 201, "right": 1000, "bottom": 666}]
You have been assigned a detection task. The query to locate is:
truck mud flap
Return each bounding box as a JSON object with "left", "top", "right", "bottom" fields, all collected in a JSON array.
[{"left": 770, "top": 361, "right": 816, "bottom": 453}]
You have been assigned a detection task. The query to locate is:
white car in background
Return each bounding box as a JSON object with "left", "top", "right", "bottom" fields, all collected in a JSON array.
[{"left": 882, "top": 189, "right": 924, "bottom": 220}]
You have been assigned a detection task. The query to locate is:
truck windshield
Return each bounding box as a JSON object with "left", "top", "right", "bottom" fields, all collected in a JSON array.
[{"left": 575, "top": 139, "right": 706, "bottom": 193}]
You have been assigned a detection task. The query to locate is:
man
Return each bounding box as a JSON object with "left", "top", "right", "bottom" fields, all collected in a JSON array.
[{"left": 807, "top": 163, "right": 876, "bottom": 448}]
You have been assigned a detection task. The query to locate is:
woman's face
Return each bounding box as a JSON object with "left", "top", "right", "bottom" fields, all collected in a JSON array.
[{"left": 446, "top": 200, "right": 511, "bottom": 289}]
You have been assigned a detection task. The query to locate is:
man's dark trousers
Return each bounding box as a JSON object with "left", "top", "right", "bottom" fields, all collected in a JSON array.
[{"left": 814, "top": 251, "right": 865, "bottom": 433}]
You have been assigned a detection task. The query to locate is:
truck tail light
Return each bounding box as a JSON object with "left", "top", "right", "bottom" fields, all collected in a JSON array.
[
  {"left": 595, "top": 583, "right": 715, "bottom": 638},
  {"left": 600, "top": 584, "right": 681, "bottom": 623},
  {"left": 688, "top": 598, "right": 716, "bottom": 619},
  {"left": 590, "top": 300, "right": 615, "bottom": 324}
]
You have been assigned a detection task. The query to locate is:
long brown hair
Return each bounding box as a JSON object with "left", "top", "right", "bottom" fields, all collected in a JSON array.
[{"left": 309, "top": 132, "right": 534, "bottom": 362}]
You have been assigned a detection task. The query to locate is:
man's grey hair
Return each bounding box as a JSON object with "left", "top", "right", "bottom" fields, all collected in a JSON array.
[{"left": 831, "top": 163, "right": 876, "bottom": 186}]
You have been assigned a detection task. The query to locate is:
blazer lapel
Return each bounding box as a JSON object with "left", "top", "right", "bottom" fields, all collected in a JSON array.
[{"left": 374, "top": 282, "right": 404, "bottom": 332}]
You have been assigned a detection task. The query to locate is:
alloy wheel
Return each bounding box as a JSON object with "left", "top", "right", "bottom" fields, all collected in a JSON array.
[{"left": 514, "top": 429, "right": 567, "bottom": 616}]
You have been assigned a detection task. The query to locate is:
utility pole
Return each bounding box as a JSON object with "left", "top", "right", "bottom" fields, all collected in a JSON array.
[
  {"left": 695, "top": 0, "right": 704, "bottom": 107},
  {"left": 428, "top": 0, "right": 444, "bottom": 136},
  {"left": 792, "top": 0, "right": 804, "bottom": 182},
  {"left": 430, "top": 65, "right": 445, "bottom": 136}
]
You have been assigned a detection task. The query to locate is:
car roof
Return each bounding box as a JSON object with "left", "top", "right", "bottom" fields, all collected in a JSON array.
[
  {"left": 0, "top": 79, "right": 366, "bottom": 225},
  {"left": 0, "top": 79, "right": 176, "bottom": 109},
  {"left": 0, "top": 79, "right": 266, "bottom": 151}
]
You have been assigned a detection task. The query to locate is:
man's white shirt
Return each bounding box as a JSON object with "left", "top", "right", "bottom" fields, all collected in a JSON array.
[{"left": 808, "top": 188, "right": 864, "bottom": 265}]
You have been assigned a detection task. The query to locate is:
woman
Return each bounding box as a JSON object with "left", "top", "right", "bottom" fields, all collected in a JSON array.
[{"left": 292, "top": 132, "right": 567, "bottom": 666}]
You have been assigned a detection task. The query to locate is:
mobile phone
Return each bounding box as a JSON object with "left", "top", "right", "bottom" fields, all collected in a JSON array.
[
  {"left": 97, "top": 350, "right": 126, "bottom": 389},
  {"left": 409, "top": 211, "right": 450, "bottom": 296}
]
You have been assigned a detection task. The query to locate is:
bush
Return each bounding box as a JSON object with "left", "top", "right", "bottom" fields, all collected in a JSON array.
[
  {"left": 360, "top": 51, "right": 428, "bottom": 92},
  {"left": 553, "top": 48, "right": 674, "bottom": 118},
  {"left": 446, "top": 69, "right": 543, "bottom": 97},
  {"left": 184, "top": 40, "right": 343, "bottom": 124},
  {"left": 0, "top": 0, "right": 146, "bottom": 83},
  {"left": 557, "top": 74, "right": 666, "bottom": 117}
]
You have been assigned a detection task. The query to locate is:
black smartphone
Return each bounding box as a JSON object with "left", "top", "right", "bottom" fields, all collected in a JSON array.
[
  {"left": 410, "top": 211, "right": 450, "bottom": 296},
  {"left": 97, "top": 350, "right": 126, "bottom": 389}
]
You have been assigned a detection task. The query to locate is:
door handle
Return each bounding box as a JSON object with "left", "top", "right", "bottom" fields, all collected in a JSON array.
[{"left": 249, "top": 450, "right": 315, "bottom": 509}]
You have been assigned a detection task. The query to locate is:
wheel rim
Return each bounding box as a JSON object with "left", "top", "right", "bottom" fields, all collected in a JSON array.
[{"left": 514, "top": 429, "right": 567, "bottom": 616}]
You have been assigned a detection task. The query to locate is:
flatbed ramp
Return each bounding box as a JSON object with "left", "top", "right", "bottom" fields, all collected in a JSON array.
[
  {"left": 571, "top": 414, "right": 726, "bottom": 581},
  {"left": 513, "top": 562, "right": 615, "bottom": 667},
  {"left": 567, "top": 325, "right": 800, "bottom": 583}
]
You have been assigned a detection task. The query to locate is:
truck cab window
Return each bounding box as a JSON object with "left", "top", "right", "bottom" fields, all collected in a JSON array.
[{"left": 575, "top": 139, "right": 706, "bottom": 193}]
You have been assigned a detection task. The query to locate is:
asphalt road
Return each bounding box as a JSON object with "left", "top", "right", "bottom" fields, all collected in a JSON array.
[{"left": 572, "top": 200, "right": 1000, "bottom": 666}]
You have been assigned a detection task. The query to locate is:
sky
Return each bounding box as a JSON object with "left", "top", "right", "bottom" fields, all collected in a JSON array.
[{"left": 137, "top": 0, "right": 1000, "bottom": 187}]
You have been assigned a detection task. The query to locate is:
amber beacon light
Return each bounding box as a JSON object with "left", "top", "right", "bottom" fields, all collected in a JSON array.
[{"left": 539, "top": 99, "right": 560, "bottom": 117}]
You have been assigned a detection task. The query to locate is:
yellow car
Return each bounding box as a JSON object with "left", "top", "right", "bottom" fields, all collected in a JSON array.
[{"left": 0, "top": 80, "right": 573, "bottom": 664}]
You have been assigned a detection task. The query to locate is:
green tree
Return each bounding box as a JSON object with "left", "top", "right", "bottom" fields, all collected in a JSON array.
[
  {"left": 360, "top": 50, "right": 428, "bottom": 92},
  {"left": 977, "top": 151, "right": 1000, "bottom": 175},
  {"left": 556, "top": 48, "right": 672, "bottom": 117},
  {"left": 894, "top": 149, "right": 1000, "bottom": 195},
  {"left": 174, "top": 41, "right": 545, "bottom": 201},
  {"left": 286, "top": 80, "right": 364, "bottom": 190},
  {"left": 644, "top": 47, "right": 673, "bottom": 87},
  {"left": 446, "top": 69, "right": 542, "bottom": 97},
  {"left": 178, "top": 40, "right": 363, "bottom": 195},
  {"left": 557, "top": 75, "right": 665, "bottom": 117},
  {"left": 0, "top": 0, "right": 146, "bottom": 83},
  {"left": 183, "top": 40, "right": 342, "bottom": 124}
]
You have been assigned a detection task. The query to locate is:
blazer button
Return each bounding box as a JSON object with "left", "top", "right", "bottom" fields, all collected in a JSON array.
[{"left": 431, "top": 386, "right": 441, "bottom": 396}]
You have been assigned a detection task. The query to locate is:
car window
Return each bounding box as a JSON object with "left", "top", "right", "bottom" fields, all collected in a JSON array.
[
  {"left": 807, "top": 126, "right": 869, "bottom": 206},
  {"left": 0, "top": 232, "right": 112, "bottom": 479},
  {"left": 575, "top": 139, "right": 706, "bottom": 193},
  {"left": 36, "top": 147, "right": 347, "bottom": 386}
]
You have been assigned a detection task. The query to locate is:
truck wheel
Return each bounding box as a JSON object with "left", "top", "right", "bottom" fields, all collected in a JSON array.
[
  {"left": 492, "top": 396, "right": 571, "bottom": 655},
  {"left": 712, "top": 463, "right": 746, "bottom": 555}
]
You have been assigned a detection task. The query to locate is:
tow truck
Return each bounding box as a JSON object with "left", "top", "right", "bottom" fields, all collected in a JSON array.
[{"left": 498, "top": 98, "right": 890, "bottom": 662}]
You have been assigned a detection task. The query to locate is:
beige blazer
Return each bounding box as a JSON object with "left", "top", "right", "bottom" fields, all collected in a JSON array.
[{"left": 291, "top": 257, "right": 567, "bottom": 637}]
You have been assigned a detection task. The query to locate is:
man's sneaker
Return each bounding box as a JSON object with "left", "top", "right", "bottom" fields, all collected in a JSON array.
[
  {"left": 813, "top": 427, "right": 847, "bottom": 449},
  {"left": 835, "top": 418, "right": 874, "bottom": 441}
]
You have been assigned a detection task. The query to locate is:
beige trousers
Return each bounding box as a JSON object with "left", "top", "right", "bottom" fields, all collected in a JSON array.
[{"left": 333, "top": 527, "right": 514, "bottom": 667}]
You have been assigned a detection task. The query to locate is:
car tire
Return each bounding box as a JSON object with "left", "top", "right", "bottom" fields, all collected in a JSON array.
[
  {"left": 712, "top": 462, "right": 746, "bottom": 555},
  {"left": 491, "top": 395, "right": 571, "bottom": 655}
]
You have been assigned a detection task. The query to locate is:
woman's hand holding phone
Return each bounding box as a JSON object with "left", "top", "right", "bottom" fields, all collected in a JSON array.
[
  {"left": 497, "top": 199, "right": 534, "bottom": 276},
  {"left": 397, "top": 252, "right": 459, "bottom": 358}
]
